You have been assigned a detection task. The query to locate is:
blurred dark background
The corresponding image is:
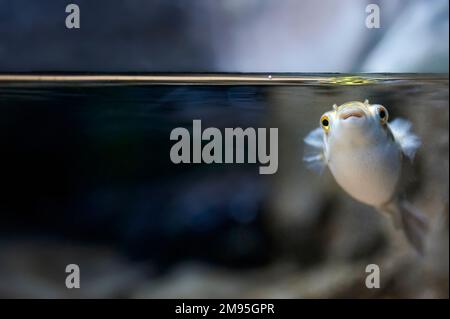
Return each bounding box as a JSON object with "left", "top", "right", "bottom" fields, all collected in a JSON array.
[
  {"left": 0, "top": 79, "right": 448, "bottom": 298},
  {"left": 0, "top": 85, "right": 274, "bottom": 269},
  {"left": 0, "top": 0, "right": 448, "bottom": 73}
]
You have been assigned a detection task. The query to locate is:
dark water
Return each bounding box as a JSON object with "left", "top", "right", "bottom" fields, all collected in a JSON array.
[{"left": 0, "top": 74, "right": 448, "bottom": 269}]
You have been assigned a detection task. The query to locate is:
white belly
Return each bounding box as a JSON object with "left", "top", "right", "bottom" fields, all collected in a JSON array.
[{"left": 328, "top": 143, "right": 402, "bottom": 207}]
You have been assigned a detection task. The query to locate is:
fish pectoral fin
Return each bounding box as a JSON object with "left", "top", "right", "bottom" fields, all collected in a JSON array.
[
  {"left": 303, "top": 153, "right": 326, "bottom": 173},
  {"left": 389, "top": 118, "right": 421, "bottom": 161},
  {"left": 303, "top": 128, "right": 326, "bottom": 173}
]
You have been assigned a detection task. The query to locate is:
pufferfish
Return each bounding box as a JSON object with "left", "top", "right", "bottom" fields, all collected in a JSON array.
[{"left": 304, "top": 100, "right": 428, "bottom": 253}]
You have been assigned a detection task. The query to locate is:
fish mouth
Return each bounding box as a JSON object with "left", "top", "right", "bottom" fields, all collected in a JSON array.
[{"left": 339, "top": 108, "right": 366, "bottom": 120}]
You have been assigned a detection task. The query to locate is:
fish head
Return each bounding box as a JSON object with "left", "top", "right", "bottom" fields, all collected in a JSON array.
[{"left": 320, "top": 100, "right": 389, "bottom": 146}]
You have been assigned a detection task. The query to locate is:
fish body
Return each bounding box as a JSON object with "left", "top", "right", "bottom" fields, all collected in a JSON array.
[{"left": 304, "top": 100, "right": 427, "bottom": 252}]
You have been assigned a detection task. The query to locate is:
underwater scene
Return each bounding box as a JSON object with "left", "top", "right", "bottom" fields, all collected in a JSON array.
[{"left": 0, "top": 74, "right": 448, "bottom": 298}]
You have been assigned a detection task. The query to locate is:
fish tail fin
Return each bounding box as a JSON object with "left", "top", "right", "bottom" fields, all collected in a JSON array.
[
  {"left": 303, "top": 128, "right": 326, "bottom": 174},
  {"left": 381, "top": 200, "right": 429, "bottom": 254},
  {"left": 398, "top": 200, "right": 429, "bottom": 254}
]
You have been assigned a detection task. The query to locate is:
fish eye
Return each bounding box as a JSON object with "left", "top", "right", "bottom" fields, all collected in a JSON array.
[
  {"left": 320, "top": 114, "right": 330, "bottom": 132},
  {"left": 377, "top": 106, "right": 389, "bottom": 124}
]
